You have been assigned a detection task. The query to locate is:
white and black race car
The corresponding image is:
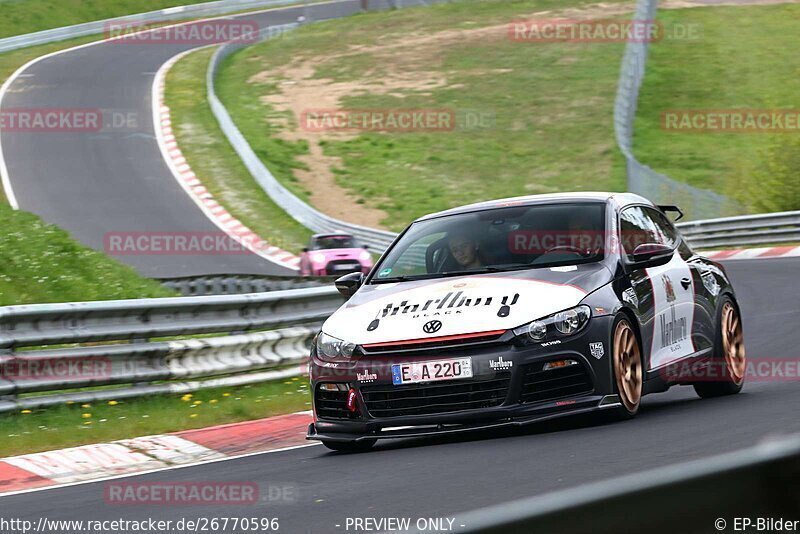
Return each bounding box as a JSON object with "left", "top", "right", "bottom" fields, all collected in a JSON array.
[{"left": 307, "top": 193, "right": 746, "bottom": 451}]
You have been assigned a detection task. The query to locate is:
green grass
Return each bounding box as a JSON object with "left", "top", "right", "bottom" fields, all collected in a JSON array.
[
  {"left": 0, "top": 0, "right": 223, "bottom": 39},
  {"left": 0, "top": 376, "right": 310, "bottom": 457},
  {"left": 0, "top": 204, "right": 175, "bottom": 305},
  {"left": 165, "top": 47, "right": 312, "bottom": 253},
  {"left": 216, "top": 0, "right": 630, "bottom": 231},
  {"left": 634, "top": 4, "right": 800, "bottom": 212}
]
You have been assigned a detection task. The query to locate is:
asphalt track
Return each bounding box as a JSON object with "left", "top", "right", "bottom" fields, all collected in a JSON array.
[
  {"left": 0, "top": 0, "right": 382, "bottom": 277},
  {"left": 1, "top": 257, "right": 798, "bottom": 532}
]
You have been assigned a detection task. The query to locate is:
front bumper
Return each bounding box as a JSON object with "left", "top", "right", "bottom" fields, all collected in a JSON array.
[{"left": 308, "top": 315, "right": 617, "bottom": 443}]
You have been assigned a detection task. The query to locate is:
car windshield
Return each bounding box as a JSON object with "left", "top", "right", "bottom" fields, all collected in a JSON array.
[
  {"left": 371, "top": 202, "right": 606, "bottom": 283},
  {"left": 313, "top": 235, "right": 359, "bottom": 249}
]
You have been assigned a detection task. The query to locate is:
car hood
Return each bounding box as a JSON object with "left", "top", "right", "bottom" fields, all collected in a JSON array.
[{"left": 322, "top": 263, "right": 613, "bottom": 346}]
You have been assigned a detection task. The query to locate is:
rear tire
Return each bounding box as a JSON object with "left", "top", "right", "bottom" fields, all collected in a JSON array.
[
  {"left": 693, "top": 296, "right": 745, "bottom": 398},
  {"left": 321, "top": 439, "right": 376, "bottom": 453},
  {"left": 611, "top": 315, "right": 643, "bottom": 419}
]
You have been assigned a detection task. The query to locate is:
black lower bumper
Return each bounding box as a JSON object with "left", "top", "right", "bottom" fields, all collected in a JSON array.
[{"left": 308, "top": 394, "right": 622, "bottom": 443}]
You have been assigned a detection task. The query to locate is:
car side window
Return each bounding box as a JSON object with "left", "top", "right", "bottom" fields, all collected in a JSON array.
[
  {"left": 646, "top": 208, "right": 680, "bottom": 249},
  {"left": 385, "top": 232, "right": 447, "bottom": 276},
  {"left": 619, "top": 206, "right": 665, "bottom": 260}
]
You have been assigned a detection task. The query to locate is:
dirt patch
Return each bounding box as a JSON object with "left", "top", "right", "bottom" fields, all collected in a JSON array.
[{"left": 245, "top": 2, "right": 647, "bottom": 228}]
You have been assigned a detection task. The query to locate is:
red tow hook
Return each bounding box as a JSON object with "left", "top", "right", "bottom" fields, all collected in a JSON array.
[{"left": 346, "top": 388, "right": 359, "bottom": 414}]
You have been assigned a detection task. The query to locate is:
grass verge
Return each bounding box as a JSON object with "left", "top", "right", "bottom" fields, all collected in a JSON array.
[
  {"left": 0, "top": 376, "right": 310, "bottom": 457},
  {"left": 164, "top": 47, "right": 312, "bottom": 253},
  {"left": 0, "top": 204, "right": 175, "bottom": 305},
  {"left": 634, "top": 3, "right": 800, "bottom": 213},
  {"left": 216, "top": 0, "right": 630, "bottom": 231}
]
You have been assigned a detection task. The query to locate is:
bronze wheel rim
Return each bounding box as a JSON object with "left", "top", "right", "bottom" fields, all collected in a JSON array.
[
  {"left": 613, "top": 320, "right": 642, "bottom": 413},
  {"left": 722, "top": 302, "right": 746, "bottom": 384}
]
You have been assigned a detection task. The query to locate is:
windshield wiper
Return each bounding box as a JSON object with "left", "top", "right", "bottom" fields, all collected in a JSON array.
[
  {"left": 440, "top": 264, "right": 531, "bottom": 277},
  {"left": 370, "top": 274, "right": 439, "bottom": 284}
]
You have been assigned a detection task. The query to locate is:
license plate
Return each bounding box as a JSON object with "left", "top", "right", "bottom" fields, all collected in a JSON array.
[
  {"left": 392, "top": 358, "right": 473, "bottom": 385},
  {"left": 333, "top": 264, "right": 356, "bottom": 271}
]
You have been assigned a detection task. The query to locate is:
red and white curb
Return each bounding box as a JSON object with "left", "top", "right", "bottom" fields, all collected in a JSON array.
[
  {"left": 702, "top": 245, "right": 800, "bottom": 261},
  {"left": 0, "top": 411, "right": 314, "bottom": 495},
  {"left": 153, "top": 52, "right": 300, "bottom": 270}
]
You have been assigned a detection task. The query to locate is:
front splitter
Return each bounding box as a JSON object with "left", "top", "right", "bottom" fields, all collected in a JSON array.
[{"left": 307, "top": 395, "right": 622, "bottom": 443}]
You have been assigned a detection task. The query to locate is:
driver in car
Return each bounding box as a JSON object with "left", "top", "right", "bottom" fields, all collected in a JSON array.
[{"left": 448, "top": 232, "right": 484, "bottom": 270}]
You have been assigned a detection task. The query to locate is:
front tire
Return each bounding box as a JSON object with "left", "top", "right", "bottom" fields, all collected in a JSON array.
[
  {"left": 321, "top": 439, "right": 376, "bottom": 453},
  {"left": 611, "top": 316, "right": 643, "bottom": 418},
  {"left": 693, "top": 296, "right": 745, "bottom": 398}
]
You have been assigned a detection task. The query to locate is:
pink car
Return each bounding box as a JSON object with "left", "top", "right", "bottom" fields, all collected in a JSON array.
[{"left": 299, "top": 233, "right": 373, "bottom": 277}]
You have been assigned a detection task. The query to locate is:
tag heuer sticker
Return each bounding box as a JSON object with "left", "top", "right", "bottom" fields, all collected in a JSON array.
[
  {"left": 589, "top": 342, "right": 605, "bottom": 359},
  {"left": 622, "top": 287, "right": 639, "bottom": 308},
  {"left": 701, "top": 271, "right": 720, "bottom": 296}
]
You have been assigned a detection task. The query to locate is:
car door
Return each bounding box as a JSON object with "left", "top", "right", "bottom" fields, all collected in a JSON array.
[
  {"left": 619, "top": 206, "right": 697, "bottom": 371},
  {"left": 648, "top": 208, "right": 717, "bottom": 355}
]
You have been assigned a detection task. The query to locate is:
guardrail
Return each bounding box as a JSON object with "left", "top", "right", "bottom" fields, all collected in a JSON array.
[
  {"left": 678, "top": 210, "right": 800, "bottom": 249},
  {"left": 0, "top": 287, "right": 343, "bottom": 413},
  {"left": 448, "top": 433, "right": 800, "bottom": 533},
  {"left": 0, "top": 0, "right": 312, "bottom": 53},
  {"left": 159, "top": 273, "right": 335, "bottom": 295}
]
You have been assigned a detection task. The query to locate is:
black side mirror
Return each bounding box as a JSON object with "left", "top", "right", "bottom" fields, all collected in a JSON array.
[
  {"left": 302, "top": 247, "right": 309, "bottom": 253},
  {"left": 363, "top": 245, "right": 369, "bottom": 250},
  {"left": 631, "top": 243, "right": 674, "bottom": 268},
  {"left": 335, "top": 272, "right": 364, "bottom": 299}
]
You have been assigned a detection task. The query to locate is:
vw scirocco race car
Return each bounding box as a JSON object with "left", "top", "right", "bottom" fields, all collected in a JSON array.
[{"left": 307, "top": 193, "right": 746, "bottom": 452}]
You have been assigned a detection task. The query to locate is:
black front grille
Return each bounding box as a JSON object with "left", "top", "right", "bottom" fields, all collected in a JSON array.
[
  {"left": 325, "top": 260, "right": 361, "bottom": 276},
  {"left": 314, "top": 385, "right": 358, "bottom": 420},
  {"left": 521, "top": 361, "right": 593, "bottom": 404},
  {"left": 361, "top": 374, "right": 511, "bottom": 418}
]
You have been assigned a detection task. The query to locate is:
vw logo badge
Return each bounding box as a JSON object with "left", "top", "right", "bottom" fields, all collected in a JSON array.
[{"left": 423, "top": 320, "right": 443, "bottom": 334}]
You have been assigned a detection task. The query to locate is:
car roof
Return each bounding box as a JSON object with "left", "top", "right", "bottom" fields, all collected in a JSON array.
[
  {"left": 414, "top": 192, "right": 653, "bottom": 222},
  {"left": 311, "top": 233, "right": 355, "bottom": 239}
]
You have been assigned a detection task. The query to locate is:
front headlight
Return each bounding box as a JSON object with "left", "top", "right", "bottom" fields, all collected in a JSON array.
[
  {"left": 512, "top": 305, "right": 591, "bottom": 343},
  {"left": 316, "top": 332, "right": 357, "bottom": 362}
]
